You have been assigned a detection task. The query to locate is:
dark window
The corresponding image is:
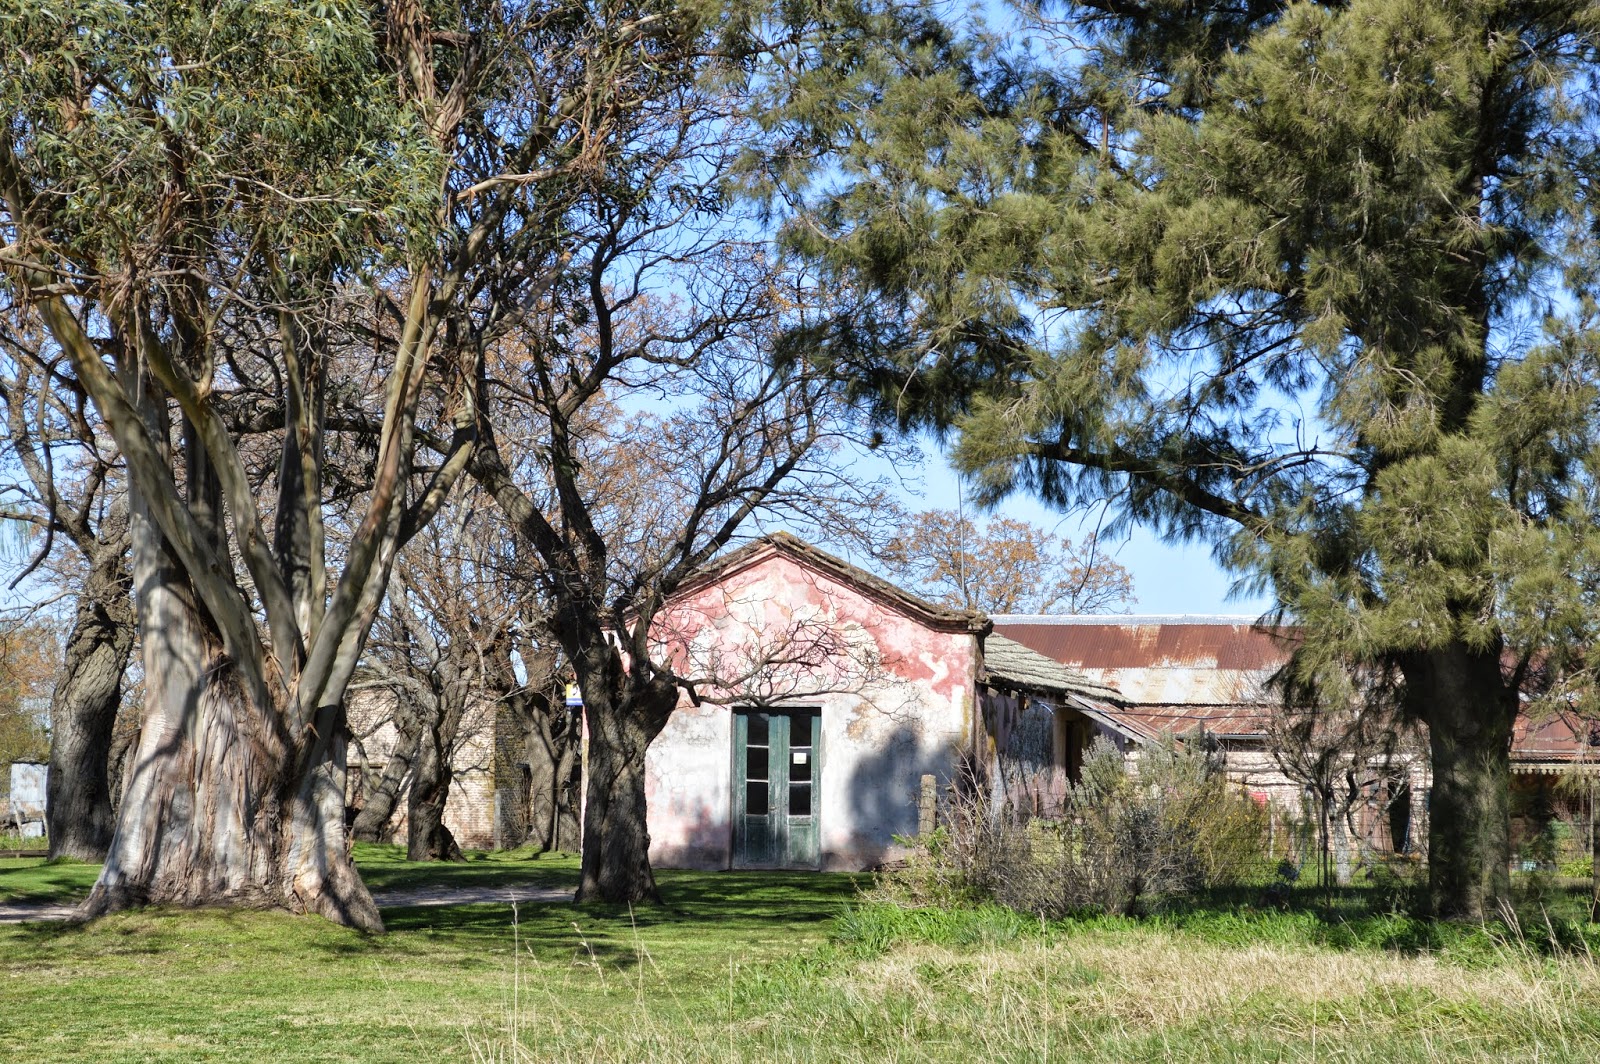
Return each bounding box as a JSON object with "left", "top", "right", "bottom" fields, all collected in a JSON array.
[
  {"left": 789, "top": 782, "right": 812, "bottom": 817},
  {"left": 747, "top": 713, "right": 769, "bottom": 746},
  {"left": 790, "top": 749, "right": 811, "bottom": 783},
  {"left": 746, "top": 746, "right": 768, "bottom": 783},
  {"left": 746, "top": 781, "right": 769, "bottom": 817},
  {"left": 791, "top": 712, "right": 813, "bottom": 749}
]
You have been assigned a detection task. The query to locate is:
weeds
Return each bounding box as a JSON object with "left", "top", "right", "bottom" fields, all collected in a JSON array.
[{"left": 880, "top": 736, "right": 1272, "bottom": 919}]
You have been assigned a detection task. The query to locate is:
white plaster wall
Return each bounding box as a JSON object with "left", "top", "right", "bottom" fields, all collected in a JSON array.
[
  {"left": 6, "top": 761, "right": 46, "bottom": 837},
  {"left": 646, "top": 699, "right": 734, "bottom": 868},
  {"left": 646, "top": 550, "right": 978, "bottom": 871}
]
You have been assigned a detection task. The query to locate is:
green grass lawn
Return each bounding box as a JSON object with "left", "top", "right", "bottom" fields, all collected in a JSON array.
[{"left": 2, "top": 850, "right": 1599, "bottom": 1062}]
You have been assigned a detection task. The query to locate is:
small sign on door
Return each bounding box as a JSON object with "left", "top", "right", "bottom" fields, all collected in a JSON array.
[{"left": 793, "top": 751, "right": 808, "bottom": 765}]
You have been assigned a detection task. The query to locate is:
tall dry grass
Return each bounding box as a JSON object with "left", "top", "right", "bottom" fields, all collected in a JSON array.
[{"left": 465, "top": 912, "right": 1600, "bottom": 1063}]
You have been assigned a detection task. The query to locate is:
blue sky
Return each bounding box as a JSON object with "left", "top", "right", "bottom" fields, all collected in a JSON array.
[{"left": 868, "top": 441, "right": 1276, "bottom": 618}]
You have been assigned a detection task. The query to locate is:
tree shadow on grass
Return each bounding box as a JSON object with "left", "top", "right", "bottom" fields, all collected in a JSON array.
[
  {"left": 377, "top": 869, "right": 867, "bottom": 971},
  {"left": 0, "top": 857, "right": 101, "bottom": 904},
  {"left": 354, "top": 844, "right": 583, "bottom": 895}
]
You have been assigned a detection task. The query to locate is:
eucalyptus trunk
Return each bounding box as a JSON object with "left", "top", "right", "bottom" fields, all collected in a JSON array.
[
  {"left": 82, "top": 502, "right": 380, "bottom": 930},
  {"left": 46, "top": 545, "right": 134, "bottom": 861},
  {"left": 1405, "top": 643, "right": 1517, "bottom": 922}
]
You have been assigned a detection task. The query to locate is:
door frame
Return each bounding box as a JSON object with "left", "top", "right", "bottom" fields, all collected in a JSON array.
[{"left": 731, "top": 706, "right": 822, "bottom": 870}]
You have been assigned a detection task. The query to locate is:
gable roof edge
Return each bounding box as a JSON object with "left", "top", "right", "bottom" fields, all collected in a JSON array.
[{"left": 673, "top": 532, "right": 990, "bottom": 635}]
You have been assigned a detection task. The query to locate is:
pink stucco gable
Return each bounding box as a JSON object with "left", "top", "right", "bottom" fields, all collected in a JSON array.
[{"left": 643, "top": 536, "right": 985, "bottom": 871}]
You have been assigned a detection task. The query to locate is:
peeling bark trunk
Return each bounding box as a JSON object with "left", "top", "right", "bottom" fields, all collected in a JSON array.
[
  {"left": 351, "top": 707, "right": 422, "bottom": 843},
  {"left": 46, "top": 545, "right": 135, "bottom": 861},
  {"left": 107, "top": 710, "right": 141, "bottom": 817},
  {"left": 575, "top": 664, "right": 675, "bottom": 904},
  {"left": 1405, "top": 643, "right": 1517, "bottom": 921},
  {"left": 80, "top": 499, "right": 381, "bottom": 931}
]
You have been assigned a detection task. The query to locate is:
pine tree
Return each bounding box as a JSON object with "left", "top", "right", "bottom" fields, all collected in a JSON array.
[{"left": 773, "top": 0, "right": 1600, "bottom": 918}]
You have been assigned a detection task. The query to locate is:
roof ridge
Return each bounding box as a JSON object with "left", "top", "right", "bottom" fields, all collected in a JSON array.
[
  {"left": 992, "top": 614, "right": 1274, "bottom": 625},
  {"left": 677, "top": 532, "right": 990, "bottom": 633}
]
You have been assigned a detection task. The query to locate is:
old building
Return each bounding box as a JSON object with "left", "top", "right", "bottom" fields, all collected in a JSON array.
[
  {"left": 643, "top": 533, "right": 1125, "bottom": 870},
  {"left": 995, "top": 614, "right": 1598, "bottom": 866},
  {"left": 348, "top": 537, "right": 1595, "bottom": 873}
]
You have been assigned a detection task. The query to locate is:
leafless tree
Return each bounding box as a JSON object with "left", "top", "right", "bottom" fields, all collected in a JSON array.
[
  {"left": 356, "top": 491, "right": 547, "bottom": 860},
  {"left": 1269, "top": 659, "right": 1423, "bottom": 888}
]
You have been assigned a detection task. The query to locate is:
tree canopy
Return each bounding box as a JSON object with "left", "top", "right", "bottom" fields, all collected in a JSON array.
[
  {"left": 771, "top": 0, "right": 1600, "bottom": 917},
  {"left": 880, "top": 507, "right": 1133, "bottom": 614}
]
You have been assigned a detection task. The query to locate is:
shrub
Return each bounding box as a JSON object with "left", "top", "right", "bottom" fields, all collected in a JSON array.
[
  {"left": 1558, "top": 854, "right": 1595, "bottom": 879},
  {"left": 881, "top": 735, "right": 1270, "bottom": 918}
]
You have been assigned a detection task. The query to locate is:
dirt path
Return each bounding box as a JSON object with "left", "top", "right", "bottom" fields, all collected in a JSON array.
[{"left": 0, "top": 884, "right": 574, "bottom": 924}]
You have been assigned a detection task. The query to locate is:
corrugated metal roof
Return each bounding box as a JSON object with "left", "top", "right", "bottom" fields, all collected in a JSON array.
[
  {"left": 993, "top": 616, "right": 1294, "bottom": 672},
  {"left": 981, "top": 635, "right": 1123, "bottom": 702},
  {"left": 998, "top": 616, "right": 1600, "bottom": 763},
  {"left": 993, "top": 617, "right": 1288, "bottom": 707},
  {"left": 1069, "top": 665, "right": 1272, "bottom": 706},
  {"left": 1066, "top": 694, "right": 1152, "bottom": 746},
  {"left": 1513, "top": 712, "right": 1600, "bottom": 761}
]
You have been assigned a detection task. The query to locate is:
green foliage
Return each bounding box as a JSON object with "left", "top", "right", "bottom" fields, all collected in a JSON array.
[
  {"left": 767, "top": 0, "right": 1600, "bottom": 917},
  {"left": 0, "top": 0, "right": 437, "bottom": 274},
  {"left": 880, "top": 736, "right": 1271, "bottom": 918},
  {"left": 1037, "top": 735, "right": 1271, "bottom": 914},
  {"left": 832, "top": 900, "right": 1037, "bottom": 955}
]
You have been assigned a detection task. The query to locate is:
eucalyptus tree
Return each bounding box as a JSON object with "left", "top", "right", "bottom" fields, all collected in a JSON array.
[
  {"left": 0, "top": 0, "right": 476, "bottom": 928},
  {"left": 772, "top": 0, "right": 1600, "bottom": 918}
]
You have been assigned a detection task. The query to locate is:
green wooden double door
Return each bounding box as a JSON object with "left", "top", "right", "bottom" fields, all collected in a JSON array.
[{"left": 733, "top": 709, "right": 820, "bottom": 869}]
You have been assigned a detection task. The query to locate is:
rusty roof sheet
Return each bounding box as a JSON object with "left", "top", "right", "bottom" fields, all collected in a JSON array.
[
  {"left": 991, "top": 616, "right": 1291, "bottom": 706},
  {"left": 1513, "top": 711, "right": 1600, "bottom": 761},
  {"left": 992, "top": 615, "right": 1295, "bottom": 671},
  {"left": 982, "top": 635, "right": 1124, "bottom": 702}
]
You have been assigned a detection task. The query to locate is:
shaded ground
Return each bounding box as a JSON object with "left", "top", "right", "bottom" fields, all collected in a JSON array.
[{"left": 0, "top": 884, "right": 576, "bottom": 924}]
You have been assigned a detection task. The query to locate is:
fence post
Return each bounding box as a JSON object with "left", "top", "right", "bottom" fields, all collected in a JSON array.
[{"left": 918, "top": 774, "right": 937, "bottom": 835}]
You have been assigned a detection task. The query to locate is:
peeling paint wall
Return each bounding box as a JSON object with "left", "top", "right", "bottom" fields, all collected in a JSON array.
[
  {"left": 647, "top": 551, "right": 979, "bottom": 871},
  {"left": 978, "top": 689, "right": 1061, "bottom": 818}
]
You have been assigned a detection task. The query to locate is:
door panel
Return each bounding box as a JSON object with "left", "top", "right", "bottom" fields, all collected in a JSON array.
[{"left": 734, "top": 709, "right": 820, "bottom": 868}]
